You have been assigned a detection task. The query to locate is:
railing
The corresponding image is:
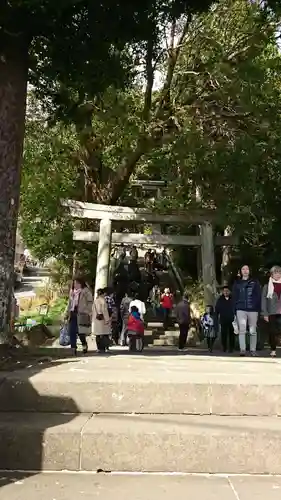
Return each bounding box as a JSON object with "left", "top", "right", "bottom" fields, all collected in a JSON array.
[{"left": 165, "top": 251, "right": 185, "bottom": 295}]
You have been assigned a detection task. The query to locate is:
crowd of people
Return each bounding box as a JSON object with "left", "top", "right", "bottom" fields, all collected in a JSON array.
[
  {"left": 63, "top": 260, "right": 281, "bottom": 357},
  {"left": 110, "top": 245, "right": 160, "bottom": 306},
  {"left": 64, "top": 271, "right": 176, "bottom": 355},
  {"left": 64, "top": 279, "right": 148, "bottom": 354},
  {"left": 200, "top": 264, "right": 281, "bottom": 357}
]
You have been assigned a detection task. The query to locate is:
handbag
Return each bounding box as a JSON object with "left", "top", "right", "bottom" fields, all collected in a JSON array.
[
  {"left": 59, "top": 323, "right": 70, "bottom": 346},
  {"left": 79, "top": 312, "right": 91, "bottom": 327},
  {"left": 94, "top": 302, "right": 104, "bottom": 321}
]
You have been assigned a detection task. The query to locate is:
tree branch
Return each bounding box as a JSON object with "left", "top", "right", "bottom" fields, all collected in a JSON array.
[
  {"left": 156, "top": 17, "right": 190, "bottom": 118},
  {"left": 142, "top": 38, "right": 154, "bottom": 121},
  {"left": 83, "top": 18, "right": 190, "bottom": 205},
  {"left": 107, "top": 136, "right": 149, "bottom": 204},
  {"left": 95, "top": 39, "right": 155, "bottom": 204}
]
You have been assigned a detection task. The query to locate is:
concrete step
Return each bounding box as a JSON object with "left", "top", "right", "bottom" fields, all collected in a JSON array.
[
  {"left": 1, "top": 412, "right": 281, "bottom": 473},
  {"left": 153, "top": 338, "right": 178, "bottom": 346},
  {"left": 2, "top": 472, "right": 281, "bottom": 500},
  {"left": 146, "top": 322, "right": 165, "bottom": 328},
  {"left": 158, "top": 332, "right": 179, "bottom": 338},
  {"left": 1, "top": 355, "right": 281, "bottom": 416}
]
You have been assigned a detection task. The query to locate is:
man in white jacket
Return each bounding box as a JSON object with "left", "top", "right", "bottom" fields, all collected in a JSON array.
[{"left": 129, "top": 292, "right": 146, "bottom": 321}]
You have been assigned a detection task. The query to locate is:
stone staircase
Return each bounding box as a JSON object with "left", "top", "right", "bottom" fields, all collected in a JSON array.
[
  {"left": 1, "top": 352, "right": 281, "bottom": 474},
  {"left": 149, "top": 328, "right": 180, "bottom": 347},
  {"left": 137, "top": 258, "right": 180, "bottom": 347},
  {"left": 112, "top": 248, "right": 193, "bottom": 348},
  {"left": 145, "top": 322, "right": 199, "bottom": 348}
]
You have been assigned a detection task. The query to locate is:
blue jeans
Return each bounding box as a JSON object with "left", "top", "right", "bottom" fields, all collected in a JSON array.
[{"left": 69, "top": 311, "right": 87, "bottom": 349}]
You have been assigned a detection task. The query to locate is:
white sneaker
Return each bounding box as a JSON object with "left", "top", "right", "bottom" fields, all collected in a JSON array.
[{"left": 270, "top": 350, "right": 277, "bottom": 357}]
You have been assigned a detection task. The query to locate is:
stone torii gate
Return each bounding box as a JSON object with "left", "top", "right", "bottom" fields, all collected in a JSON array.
[{"left": 64, "top": 200, "right": 238, "bottom": 305}]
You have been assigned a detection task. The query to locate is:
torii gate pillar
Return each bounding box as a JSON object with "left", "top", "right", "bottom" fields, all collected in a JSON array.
[
  {"left": 200, "top": 222, "right": 217, "bottom": 306},
  {"left": 94, "top": 218, "right": 112, "bottom": 297}
]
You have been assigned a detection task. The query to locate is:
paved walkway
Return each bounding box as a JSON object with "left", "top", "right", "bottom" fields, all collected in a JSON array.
[
  {"left": 1, "top": 473, "right": 281, "bottom": 499},
  {"left": 10, "top": 348, "right": 281, "bottom": 385},
  {"left": 1, "top": 352, "right": 281, "bottom": 477}
]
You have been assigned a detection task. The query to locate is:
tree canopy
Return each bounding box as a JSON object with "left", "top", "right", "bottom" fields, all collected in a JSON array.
[
  {"left": 0, "top": 0, "right": 215, "bottom": 338},
  {"left": 1, "top": 0, "right": 213, "bottom": 110},
  {"left": 20, "top": 0, "right": 281, "bottom": 280}
]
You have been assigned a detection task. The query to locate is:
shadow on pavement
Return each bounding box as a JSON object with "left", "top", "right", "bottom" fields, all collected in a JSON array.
[{"left": 0, "top": 351, "right": 79, "bottom": 490}]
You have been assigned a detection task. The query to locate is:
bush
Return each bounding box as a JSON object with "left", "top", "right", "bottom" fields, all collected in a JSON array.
[
  {"left": 47, "top": 296, "right": 68, "bottom": 321},
  {"left": 36, "top": 282, "right": 56, "bottom": 304},
  {"left": 48, "top": 259, "right": 72, "bottom": 295},
  {"left": 185, "top": 280, "right": 205, "bottom": 317},
  {"left": 19, "top": 296, "right": 68, "bottom": 326}
]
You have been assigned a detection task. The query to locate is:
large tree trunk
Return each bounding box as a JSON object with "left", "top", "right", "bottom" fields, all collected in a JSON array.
[{"left": 0, "top": 35, "right": 29, "bottom": 342}]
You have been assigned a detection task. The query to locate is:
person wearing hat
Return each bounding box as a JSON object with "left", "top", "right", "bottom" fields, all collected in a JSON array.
[{"left": 262, "top": 265, "right": 281, "bottom": 357}]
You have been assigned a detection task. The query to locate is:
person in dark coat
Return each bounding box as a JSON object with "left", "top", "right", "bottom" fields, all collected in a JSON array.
[
  {"left": 128, "top": 260, "right": 141, "bottom": 284},
  {"left": 114, "top": 263, "right": 128, "bottom": 302},
  {"left": 176, "top": 293, "right": 191, "bottom": 350},
  {"left": 130, "top": 245, "right": 138, "bottom": 261},
  {"left": 158, "top": 249, "right": 167, "bottom": 270},
  {"left": 232, "top": 265, "right": 261, "bottom": 356},
  {"left": 144, "top": 249, "right": 153, "bottom": 273},
  {"left": 117, "top": 244, "right": 127, "bottom": 261},
  {"left": 215, "top": 286, "right": 235, "bottom": 353}
]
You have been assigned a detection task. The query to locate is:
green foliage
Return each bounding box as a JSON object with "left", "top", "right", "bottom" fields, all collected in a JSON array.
[
  {"left": 20, "top": 0, "right": 281, "bottom": 278},
  {"left": 47, "top": 296, "right": 68, "bottom": 320},
  {"left": 90, "top": 87, "right": 144, "bottom": 171},
  {"left": 0, "top": 0, "right": 214, "bottom": 118},
  {"left": 19, "top": 296, "right": 68, "bottom": 326},
  {"left": 185, "top": 281, "right": 205, "bottom": 314},
  {"left": 130, "top": 0, "right": 281, "bottom": 274},
  {"left": 143, "top": 1, "right": 281, "bottom": 231},
  {"left": 20, "top": 104, "right": 78, "bottom": 261},
  {"left": 48, "top": 259, "right": 72, "bottom": 295},
  {"left": 1, "top": 1, "right": 214, "bottom": 339}
]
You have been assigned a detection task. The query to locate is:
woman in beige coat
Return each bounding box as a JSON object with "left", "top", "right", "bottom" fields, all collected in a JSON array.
[
  {"left": 92, "top": 288, "right": 111, "bottom": 352},
  {"left": 66, "top": 278, "right": 93, "bottom": 355}
]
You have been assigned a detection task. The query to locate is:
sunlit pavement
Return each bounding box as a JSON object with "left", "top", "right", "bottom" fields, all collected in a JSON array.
[{"left": 1, "top": 472, "right": 281, "bottom": 500}]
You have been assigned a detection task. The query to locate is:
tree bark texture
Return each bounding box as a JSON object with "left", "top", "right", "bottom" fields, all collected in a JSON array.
[{"left": 0, "top": 35, "right": 29, "bottom": 341}]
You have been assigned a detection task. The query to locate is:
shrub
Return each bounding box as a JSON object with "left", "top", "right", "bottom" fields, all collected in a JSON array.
[
  {"left": 48, "top": 259, "right": 72, "bottom": 295},
  {"left": 185, "top": 280, "right": 205, "bottom": 317}
]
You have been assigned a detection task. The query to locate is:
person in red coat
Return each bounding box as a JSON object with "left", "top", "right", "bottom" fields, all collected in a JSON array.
[
  {"left": 161, "top": 288, "right": 173, "bottom": 330},
  {"left": 127, "top": 306, "right": 144, "bottom": 351}
]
